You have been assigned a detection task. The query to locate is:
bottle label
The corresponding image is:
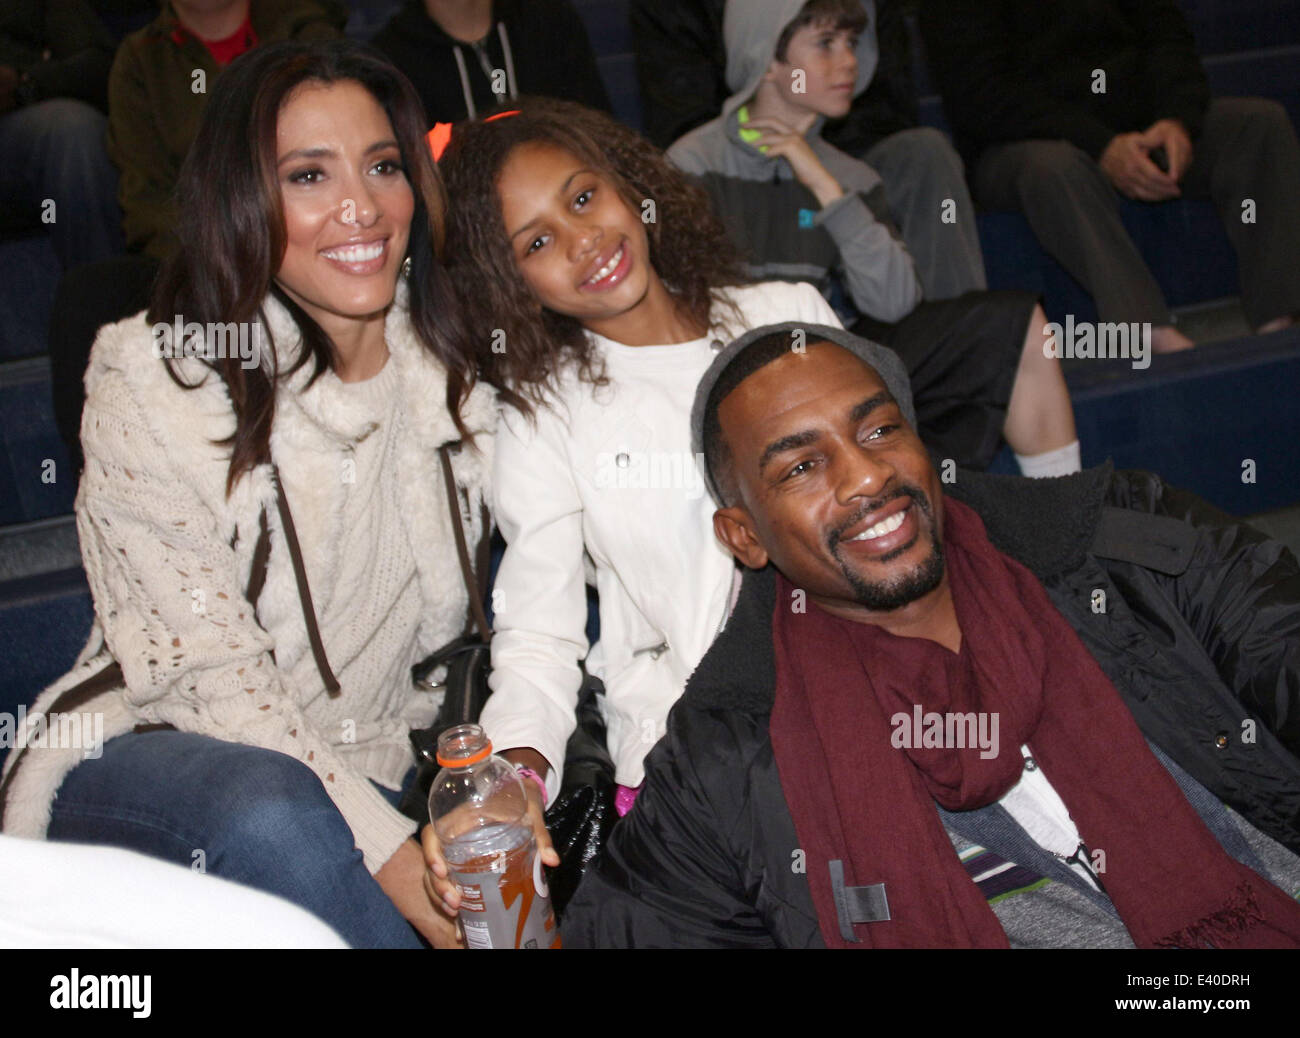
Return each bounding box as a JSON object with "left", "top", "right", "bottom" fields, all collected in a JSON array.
[
  {"left": 461, "top": 918, "right": 494, "bottom": 950},
  {"left": 533, "top": 845, "right": 549, "bottom": 898},
  {"left": 446, "top": 829, "right": 560, "bottom": 949}
]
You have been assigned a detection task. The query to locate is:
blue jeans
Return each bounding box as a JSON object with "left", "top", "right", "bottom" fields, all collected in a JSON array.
[
  {"left": 47, "top": 729, "right": 425, "bottom": 949},
  {"left": 0, "top": 98, "right": 123, "bottom": 267}
]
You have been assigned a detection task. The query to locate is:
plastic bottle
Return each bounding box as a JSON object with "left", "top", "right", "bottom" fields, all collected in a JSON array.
[{"left": 428, "top": 724, "right": 560, "bottom": 949}]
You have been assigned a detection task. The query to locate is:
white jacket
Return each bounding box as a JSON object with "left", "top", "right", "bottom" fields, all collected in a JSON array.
[
  {"left": 483, "top": 282, "right": 840, "bottom": 798},
  {"left": 1, "top": 283, "right": 495, "bottom": 872}
]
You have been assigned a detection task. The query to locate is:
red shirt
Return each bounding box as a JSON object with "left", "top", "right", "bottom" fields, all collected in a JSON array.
[{"left": 171, "top": 12, "right": 259, "bottom": 67}]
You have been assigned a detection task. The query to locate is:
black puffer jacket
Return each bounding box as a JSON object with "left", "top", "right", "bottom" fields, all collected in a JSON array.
[{"left": 562, "top": 464, "right": 1300, "bottom": 947}]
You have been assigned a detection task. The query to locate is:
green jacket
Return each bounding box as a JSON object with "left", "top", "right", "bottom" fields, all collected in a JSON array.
[{"left": 107, "top": 0, "right": 345, "bottom": 260}]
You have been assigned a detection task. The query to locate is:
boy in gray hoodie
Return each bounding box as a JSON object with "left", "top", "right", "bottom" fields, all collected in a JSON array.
[
  {"left": 668, "top": 0, "right": 920, "bottom": 324},
  {"left": 668, "top": 0, "right": 1083, "bottom": 476}
]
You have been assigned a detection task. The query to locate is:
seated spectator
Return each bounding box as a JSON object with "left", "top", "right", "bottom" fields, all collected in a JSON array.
[
  {"left": 426, "top": 98, "right": 834, "bottom": 909},
  {"left": 48, "top": 0, "right": 345, "bottom": 470},
  {"left": 109, "top": 0, "right": 346, "bottom": 261},
  {"left": 371, "top": 0, "right": 610, "bottom": 125},
  {"left": 634, "top": 0, "right": 987, "bottom": 300},
  {"left": 0, "top": 0, "right": 124, "bottom": 267},
  {"left": 562, "top": 323, "right": 1300, "bottom": 948},
  {"left": 668, "top": 0, "right": 1080, "bottom": 477},
  {"left": 920, "top": 0, "right": 1300, "bottom": 351},
  {"left": 1, "top": 39, "right": 495, "bottom": 950}
]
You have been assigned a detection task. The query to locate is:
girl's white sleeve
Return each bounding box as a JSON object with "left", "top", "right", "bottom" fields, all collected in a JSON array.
[
  {"left": 796, "top": 281, "right": 846, "bottom": 328},
  {"left": 480, "top": 404, "right": 590, "bottom": 805}
]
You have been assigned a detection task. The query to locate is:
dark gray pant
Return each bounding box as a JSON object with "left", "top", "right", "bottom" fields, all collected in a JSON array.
[
  {"left": 865, "top": 126, "right": 988, "bottom": 300},
  {"left": 973, "top": 97, "right": 1300, "bottom": 329},
  {"left": 0, "top": 98, "right": 124, "bottom": 269}
]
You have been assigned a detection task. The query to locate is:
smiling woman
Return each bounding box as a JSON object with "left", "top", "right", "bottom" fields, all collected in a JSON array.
[
  {"left": 274, "top": 79, "right": 415, "bottom": 380},
  {"left": 0, "top": 40, "right": 495, "bottom": 949}
]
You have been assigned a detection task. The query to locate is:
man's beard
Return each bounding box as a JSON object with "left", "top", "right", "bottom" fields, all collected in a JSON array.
[{"left": 828, "top": 486, "right": 946, "bottom": 612}]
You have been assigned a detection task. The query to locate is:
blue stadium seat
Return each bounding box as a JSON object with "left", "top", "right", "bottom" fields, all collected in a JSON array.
[
  {"left": 345, "top": 0, "right": 402, "bottom": 40},
  {"left": 1179, "top": 0, "right": 1300, "bottom": 55},
  {"left": 0, "top": 568, "right": 94, "bottom": 770},
  {"left": 0, "top": 235, "right": 59, "bottom": 363},
  {"left": 0, "top": 360, "right": 76, "bottom": 526},
  {"left": 573, "top": 0, "right": 633, "bottom": 54},
  {"left": 598, "top": 52, "right": 644, "bottom": 132},
  {"left": 1068, "top": 326, "right": 1300, "bottom": 516}
]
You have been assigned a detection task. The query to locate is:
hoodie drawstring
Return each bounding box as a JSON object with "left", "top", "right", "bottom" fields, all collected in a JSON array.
[
  {"left": 453, "top": 21, "right": 520, "bottom": 122},
  {"left": 452, "top": 45, "right": 476, "bottom": 120},
  {"left": 496, "top": 21, "right": 519, "bottom": 102}
]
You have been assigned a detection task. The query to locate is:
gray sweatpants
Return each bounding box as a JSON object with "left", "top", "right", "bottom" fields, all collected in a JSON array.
[
  {"left": 973, "top": 97, "right": 1300, "bottom": 329},
  {"left": 864, "top": 126, "right": 988, "bottom": 300}
]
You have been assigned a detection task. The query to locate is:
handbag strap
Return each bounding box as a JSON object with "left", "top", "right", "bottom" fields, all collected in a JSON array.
[
  {"left": 0, "top": 505, "right": 275, "bottom": 830},
  {"left": 271, "top": 464, "right": 341, "bottom": 697},
  {"left": 439, "top": 443, "right": 492, "bottom": 641}
]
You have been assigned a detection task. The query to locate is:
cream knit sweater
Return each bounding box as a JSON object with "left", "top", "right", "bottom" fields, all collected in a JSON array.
[{"left": 0, "top": 283, "right": 495, "bottom": 873}]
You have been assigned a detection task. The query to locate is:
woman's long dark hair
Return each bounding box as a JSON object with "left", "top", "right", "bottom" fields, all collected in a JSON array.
[
  {"left": 149, "top": 39, "right": 472, "bottom": 495},
  {"left": 438, "top": 97, "right": 748, "bottom": 418}
]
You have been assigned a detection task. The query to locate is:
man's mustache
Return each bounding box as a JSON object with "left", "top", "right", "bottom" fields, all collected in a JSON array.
[{"left": 827, "top": 485, "right": 932, "bottom": 553}]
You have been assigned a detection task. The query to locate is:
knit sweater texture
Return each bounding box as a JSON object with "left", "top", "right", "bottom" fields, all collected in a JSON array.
[{"left": 0, "top": 281, "right": 496, "bottom": 874}]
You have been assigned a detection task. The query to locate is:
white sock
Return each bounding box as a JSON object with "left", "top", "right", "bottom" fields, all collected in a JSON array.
[{"left": 1014, "top": 439, "right": 1081, "bottom": 478}]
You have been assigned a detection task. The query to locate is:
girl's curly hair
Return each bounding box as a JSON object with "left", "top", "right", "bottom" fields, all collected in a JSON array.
[{"left": 439, "top": 97, "right": 749, "bottom": 417}]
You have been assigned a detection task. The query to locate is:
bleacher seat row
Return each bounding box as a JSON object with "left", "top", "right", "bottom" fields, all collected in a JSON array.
[{"left": 2, "top": 0, "right": 1299, "bottom": 741}]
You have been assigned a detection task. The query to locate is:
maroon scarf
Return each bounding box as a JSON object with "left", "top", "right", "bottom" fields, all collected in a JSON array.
[{"left": 770, "top": 496, "right": 1300, "bottom": 948}]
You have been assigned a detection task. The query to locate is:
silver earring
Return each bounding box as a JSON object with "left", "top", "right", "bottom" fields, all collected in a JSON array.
[{"left": 401, "top": 256, "right": 412, "bottom": 278}]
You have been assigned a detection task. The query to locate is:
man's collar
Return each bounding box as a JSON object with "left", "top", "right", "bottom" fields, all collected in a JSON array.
[{"left": 944, "top": 461, "right": 1115, "bottom": 581}]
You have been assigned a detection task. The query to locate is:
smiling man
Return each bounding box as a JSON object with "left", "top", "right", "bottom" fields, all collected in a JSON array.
[{"left": 561, "top": 322, "right": 1300, "bottom": 949}]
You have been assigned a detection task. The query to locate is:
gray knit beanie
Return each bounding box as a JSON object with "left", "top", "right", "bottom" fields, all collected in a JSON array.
[{"left": 690, "top": 322, "right": 917, "bottom": 507}]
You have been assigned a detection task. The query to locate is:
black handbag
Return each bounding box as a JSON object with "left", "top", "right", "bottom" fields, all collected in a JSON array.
[{"left": 399, "top": 445, "right": 618, "bottom": 918}]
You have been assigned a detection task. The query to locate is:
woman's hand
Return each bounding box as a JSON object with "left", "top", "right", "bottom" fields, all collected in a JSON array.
[{"left": 376, "top": 837, "right": 464, "bottom": 948}]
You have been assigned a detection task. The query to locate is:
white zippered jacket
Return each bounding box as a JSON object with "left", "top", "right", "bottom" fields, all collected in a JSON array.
[{"left": 482, "top": 281, "right": 841, "bottom": 800}]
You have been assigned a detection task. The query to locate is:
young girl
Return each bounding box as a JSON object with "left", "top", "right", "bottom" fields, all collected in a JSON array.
[{"left": 426, "top": 98, "right": 1071, "bottom": 908}]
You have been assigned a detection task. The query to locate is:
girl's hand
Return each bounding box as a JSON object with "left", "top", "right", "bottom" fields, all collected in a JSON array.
[
  {"left": 502, "top": 747, "right": 561, "bottom": 874},
  {"left": 420, "top": 752, "right": 559, "bottom": 917},
  {"left": 421, "top": 821, "right": 465, "bottom": 916},
  {"left": 521, "top": 778, "right": 562, "bottom": 872}
]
